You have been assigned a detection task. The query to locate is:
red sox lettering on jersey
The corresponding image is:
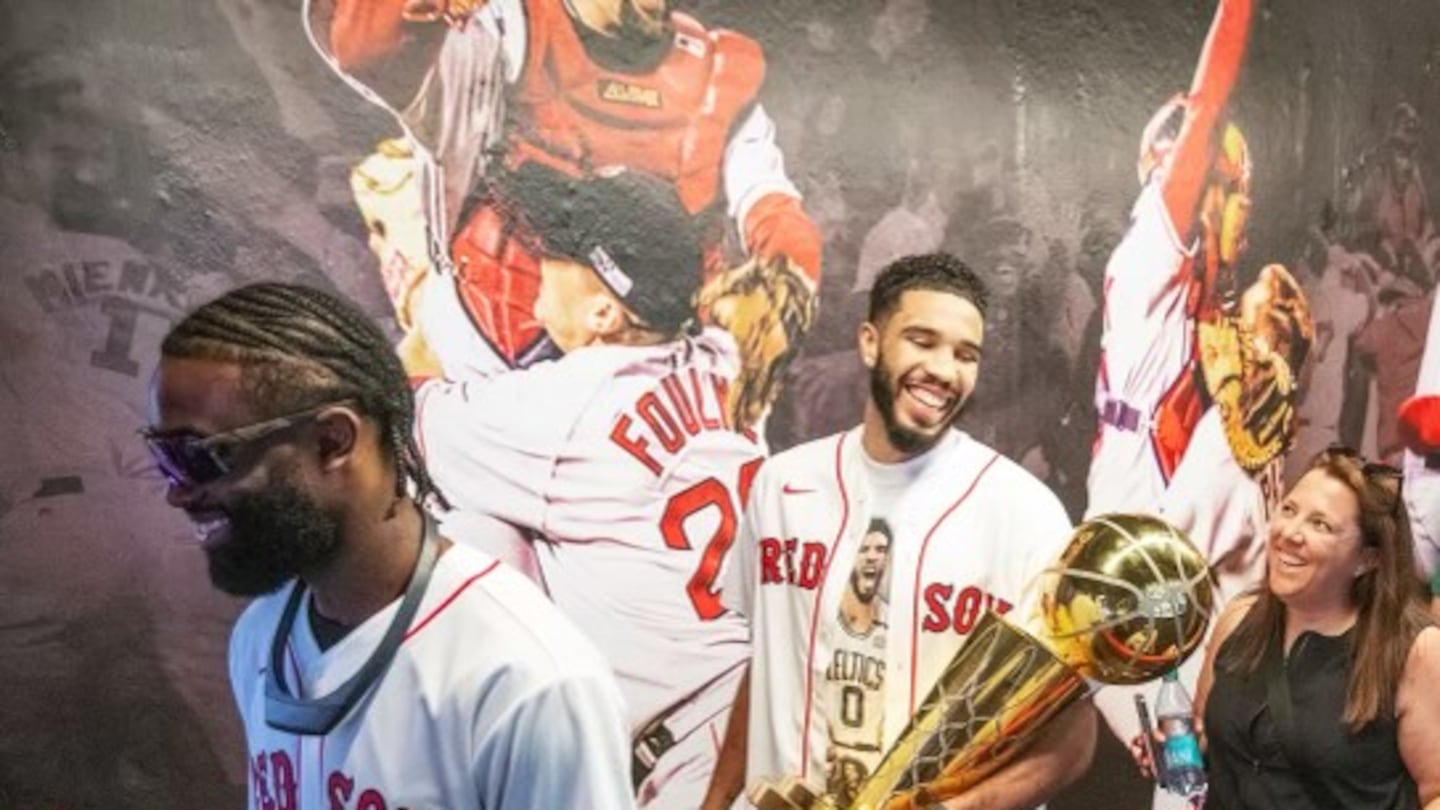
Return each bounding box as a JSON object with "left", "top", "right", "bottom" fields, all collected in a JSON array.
[
  {"left": 725, "top": 429, "right": 1074, "bottom": 785},
  {"left": 248, "top": 752, "right": 428, "bottom": 810},
  {"left": 249, "top": 749, "right": 415, "bottom": 810},
  {"left": 753, "top": 538, "right": 1014, "bottom": 636}
]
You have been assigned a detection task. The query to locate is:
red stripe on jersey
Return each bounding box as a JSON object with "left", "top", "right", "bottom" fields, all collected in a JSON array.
[
  {"left": 403, "top": 560, "right": 501, "bottom": 642},
  {"left": 907, "top": 452, "right": 1001, "bottom": 717},
  {"left": 799, "top": 432, "right": 851, "bottom": 779}
]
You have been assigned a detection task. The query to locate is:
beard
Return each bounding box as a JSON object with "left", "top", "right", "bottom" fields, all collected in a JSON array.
[
  {"left": 204, "top": 483, "right": 343, "bottom": 597},
  {"left": 868, "top": 350, "right": 966, "bottom": 456}
]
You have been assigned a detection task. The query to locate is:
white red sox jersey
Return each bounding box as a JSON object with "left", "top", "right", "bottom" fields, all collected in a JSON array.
[
  {"left": 1087, "top": 181, "right": 1199, "bottom": 519},
  {"left": 723, "top": 428, "right": 1074, "bottom": 791},
  {"left": 415, "top": 328, "right": 759, "bottom": 803},
  {"left": 228, "top": 543, "right": 634, "bottom": 810}
]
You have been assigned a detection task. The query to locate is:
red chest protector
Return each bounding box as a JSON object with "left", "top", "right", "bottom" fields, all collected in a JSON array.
[
  {"left": 508, "top": 0, "right": 765, "bottom": 214},
  {"left": 447, "top": 2, "right": 764, "bottom": 367}
]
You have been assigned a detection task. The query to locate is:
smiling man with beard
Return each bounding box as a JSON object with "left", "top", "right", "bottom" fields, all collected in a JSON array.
[
  {"left": 144, "top": 282, "right": 635, "bottom": 810},
  {"left": 704, "top": 253, "right": 1095, "bottom": 810}
]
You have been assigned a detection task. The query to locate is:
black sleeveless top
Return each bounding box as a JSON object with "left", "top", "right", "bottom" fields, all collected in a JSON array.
[{"left": 1203, "top": 627, "right": 1418, "bottom": 810}]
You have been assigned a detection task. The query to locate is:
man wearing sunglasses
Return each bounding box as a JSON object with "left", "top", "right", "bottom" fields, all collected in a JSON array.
[
  {"left": 146, "top": 282, "right": 635, "bottom": 809},
  {"left": 410, "top": 164, "right": 761, "bottom": 808}
]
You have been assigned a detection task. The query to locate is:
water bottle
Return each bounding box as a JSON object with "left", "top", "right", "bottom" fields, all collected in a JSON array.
[{"left": 1154, "top": 669, "right": 1207, "bottom": 800}]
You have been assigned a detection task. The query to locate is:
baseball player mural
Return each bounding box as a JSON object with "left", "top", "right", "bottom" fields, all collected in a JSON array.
[
  {"left": 306, "top": 0, "right": 821, "bottom": 429},
  {"left": 410, "top": 165, "right": 761, "bottom": 808},
  {"left": 706, "top": 253, "right": 1096, "bottom": 810},
  {"left": 1085, "top": 0, "right": 1315, "bottom": 797}
]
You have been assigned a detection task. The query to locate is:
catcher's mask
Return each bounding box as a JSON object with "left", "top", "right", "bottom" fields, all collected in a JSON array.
[
  {"left": 1136, "top": 95, "right": 1187, "bottom": 187},
  {"left": 503, "top": 162, "right": 701, "bottom": 335},
  {"left": 567, "top": 0, "right": 674, "bottom": 71},
  {"left": 1209, "top": 123, "right": 1252, "bottom": 268},
  {"left": 1137, "top": 99, "right": 1252, "bottom": 269}
]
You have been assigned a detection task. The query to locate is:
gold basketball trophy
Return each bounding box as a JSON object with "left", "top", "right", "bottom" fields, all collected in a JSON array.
[{"left": 750, "top": 513, "right": 1216, "bottom": 810}]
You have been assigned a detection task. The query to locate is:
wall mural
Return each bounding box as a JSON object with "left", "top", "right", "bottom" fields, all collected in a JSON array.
[{"left": 1, "top": 0, "right": 1437, "bottom": 807}]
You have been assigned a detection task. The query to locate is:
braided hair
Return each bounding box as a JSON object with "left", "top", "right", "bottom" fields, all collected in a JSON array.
[{"left": 161, "top": 282, "right": 447, "bottom": 509}]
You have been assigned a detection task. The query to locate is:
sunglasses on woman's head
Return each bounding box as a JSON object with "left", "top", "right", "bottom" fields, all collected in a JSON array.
[
  {"left": 140, "top": 402, "right": 348, "bottom": 488},
  {"left": 1322, "top": 444, "right": 1403, "bottom": 515}
]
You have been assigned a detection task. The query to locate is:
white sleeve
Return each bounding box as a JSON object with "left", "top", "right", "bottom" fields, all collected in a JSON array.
[
  {"left": 473, "top": 676, "right": 636, "bottom": 810},
  {"left": 414, "top": 376, "right": 554, "bottom": 530},
  {"left": 1104, "top": 182, "right": 1194, "bottom": 328},
  {"left": 721, "top": 487, "right": 763, "bottom": 619},
  {"left": 1014, "top": 481, "right": 1076, "bottom": 623},
  {"left": 722, "top": 104, "right": 801, "bottom": 238}
]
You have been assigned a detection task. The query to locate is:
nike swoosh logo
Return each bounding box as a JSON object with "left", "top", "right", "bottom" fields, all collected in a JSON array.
[{"left": 782, "top": 484, "right": 814, "bottom": 495}]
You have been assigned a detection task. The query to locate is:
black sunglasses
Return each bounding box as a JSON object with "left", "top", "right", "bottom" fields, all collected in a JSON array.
[{"left": 140, "top": 402, "right": 349, "bottom": 488}]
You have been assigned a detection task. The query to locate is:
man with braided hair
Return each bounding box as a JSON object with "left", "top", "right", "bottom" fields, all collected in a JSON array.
[
  {"left": 145, "top": 282, "right": 634, "bottom": 810},
  {"left": 306, "top": 0, "right": 820, "bottom": 429},
  {"left": 1084, "top": 1, "right": 1314, "bottom": 805}
]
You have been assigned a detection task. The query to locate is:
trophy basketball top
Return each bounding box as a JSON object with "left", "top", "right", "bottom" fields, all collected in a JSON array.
[{"left": 1041, "top": 513, "right": 1216, "bottom": 685}]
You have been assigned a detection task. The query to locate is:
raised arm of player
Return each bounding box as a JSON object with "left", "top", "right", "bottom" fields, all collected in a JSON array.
[
  {"left": 724, "top": 105, "right": 823, "bottom": 287},
  {"left": 306, "top": 0, "right": 451, "bottom": 108},
  {"left": 1161, "top": 0, "right": 1255, "bottom": 240}
]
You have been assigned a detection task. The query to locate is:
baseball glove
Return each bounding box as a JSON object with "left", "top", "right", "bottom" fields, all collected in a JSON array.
[
  {"left": 402, "top": 0, "right": 489, "bottom": 27},
  {"left": 696, "top": 255, "right": 818, "bottom": 431},
  {"left": 1198, "top": 317, "right": 1298, "bottom": 473}
]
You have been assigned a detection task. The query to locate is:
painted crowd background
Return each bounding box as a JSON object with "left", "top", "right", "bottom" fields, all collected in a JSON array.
[{"left": 1, "top": 0, "right": 1437, "bottom": 807}]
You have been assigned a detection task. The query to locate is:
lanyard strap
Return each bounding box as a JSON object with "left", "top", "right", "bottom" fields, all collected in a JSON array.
[{"left": 264, "top": 512, "right": 440, "bottom": 735}]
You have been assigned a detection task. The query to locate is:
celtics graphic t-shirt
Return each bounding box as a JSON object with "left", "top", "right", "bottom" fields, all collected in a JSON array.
[{"left": 822, "top": 447, "right": 934, "bottom": 805}]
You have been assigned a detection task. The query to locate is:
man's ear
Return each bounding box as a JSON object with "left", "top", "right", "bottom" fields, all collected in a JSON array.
[
  {"left": 858, "top": 320, "right": 880, "bottom": 368},
  {"left": 313, "top": 406, "right": 362, "bottom": 471},
  {"left": 588, "top": 293, "right": 629, "bottom": 341}
]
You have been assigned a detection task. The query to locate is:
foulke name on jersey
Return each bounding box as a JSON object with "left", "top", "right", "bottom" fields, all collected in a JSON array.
[{"left": 610, "top": 365, "right": 752, "bottom": 477}]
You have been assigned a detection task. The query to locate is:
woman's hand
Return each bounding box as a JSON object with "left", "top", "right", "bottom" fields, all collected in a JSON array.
[
  {"left": 1129, "top": 714, "right": 1207, "bottom": 780},
  {"left": 1129, "top": 729, "right": 1164, "bottom": 780}
]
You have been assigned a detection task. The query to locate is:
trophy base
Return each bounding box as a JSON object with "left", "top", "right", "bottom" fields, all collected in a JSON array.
[
  {"left": 852, "top": 612, "right": 1088, "bottom": 810},
  {"left": 748, "top": 612, "right": 1088, "bottom": 810}
]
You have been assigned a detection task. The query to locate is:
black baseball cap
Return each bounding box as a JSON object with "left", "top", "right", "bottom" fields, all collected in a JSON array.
[{"left": 502, "top": 162, "right": 703, "bottom": 334}]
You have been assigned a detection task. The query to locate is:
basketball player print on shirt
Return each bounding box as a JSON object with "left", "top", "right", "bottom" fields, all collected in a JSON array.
[{"left": 824, "top": 517, "right": 894, "bottom": 806}]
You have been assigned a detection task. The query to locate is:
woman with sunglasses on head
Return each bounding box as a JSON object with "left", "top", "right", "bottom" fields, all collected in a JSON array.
[{"left": 1132, "top": 446, "right": 1440, "bottom": 809}]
